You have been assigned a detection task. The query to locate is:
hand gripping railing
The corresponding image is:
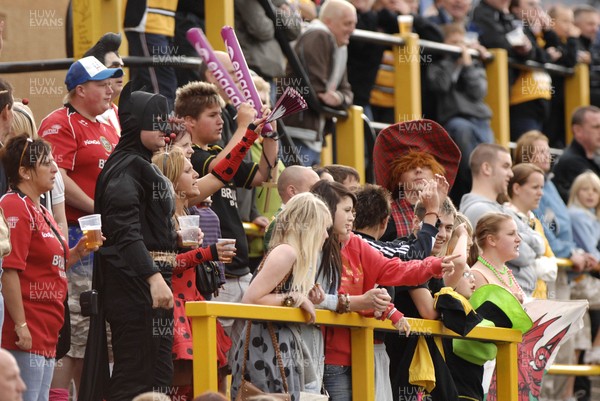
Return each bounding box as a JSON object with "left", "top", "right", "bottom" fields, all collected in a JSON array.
[{"left": 185, "top": 301, "right": 522, "bottom": 400}]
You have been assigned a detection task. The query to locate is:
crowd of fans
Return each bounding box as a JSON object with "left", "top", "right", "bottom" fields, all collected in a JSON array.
[{"left": 2, "top": 0, "right": 600, "bottom": 401}]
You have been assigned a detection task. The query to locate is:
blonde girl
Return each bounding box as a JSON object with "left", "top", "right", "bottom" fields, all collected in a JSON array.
[
  {"left": 230, "top": 192, "right": 332, "bottom": 400},
  {"left": 471, "top": 212, "right": 526, "bottom": 303},
  {"left": 568, "top": 172, "right": 600, "bottom": 260}
]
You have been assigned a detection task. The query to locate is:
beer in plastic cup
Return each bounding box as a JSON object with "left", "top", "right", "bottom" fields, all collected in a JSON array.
[
  {"left": 178, "top": 215, "right": 200, "bottom": 247},
  {"left": 78, "top": 214, "right": 102, "bottom": 249},
  {"left": 217, "top": 238, "right": 236, "bottom": 263}
]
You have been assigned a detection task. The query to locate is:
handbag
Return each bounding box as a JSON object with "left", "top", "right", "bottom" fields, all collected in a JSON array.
[
  {"left": 235, "top": 321, "right": 291, "bottom": 401},
  {"left": 195, "top": 261, "right": 222, "bottom": 299},
  {"left": 236, "top": 256, "right": 328, "bottom": 401}
]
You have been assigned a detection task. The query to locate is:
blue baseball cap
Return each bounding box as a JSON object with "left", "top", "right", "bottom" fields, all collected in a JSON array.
[{"left": 65, "top": 56, "right": 124, "bottom": 91}]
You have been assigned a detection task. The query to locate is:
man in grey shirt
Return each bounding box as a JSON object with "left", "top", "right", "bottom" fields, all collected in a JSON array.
[{"left": 460, "top": 143, "right": 544, "bottom": 296}]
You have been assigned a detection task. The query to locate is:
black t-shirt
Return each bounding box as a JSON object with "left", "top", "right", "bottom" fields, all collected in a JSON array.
[
  {"left": 191, "top": 144, "right": 259, "bottom": 276},
  {"left": 443, "top": 338, "right": 485, "bottom": 401}
]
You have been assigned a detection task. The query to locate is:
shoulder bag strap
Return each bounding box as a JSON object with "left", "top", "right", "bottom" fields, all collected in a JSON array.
[
  {"left": 240, "top": 320, "right": 252, "bottom": 379},
  {"left": 267, "top": 322, "right": 289, "bottom": 393},
  {"left": 241, "top": 321, "right": 289, "bottom": 394}
]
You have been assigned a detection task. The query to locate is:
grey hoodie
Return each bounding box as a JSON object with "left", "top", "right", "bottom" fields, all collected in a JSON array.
[{"left": 460, "top": 193, "right": 545, "bottom": 296}]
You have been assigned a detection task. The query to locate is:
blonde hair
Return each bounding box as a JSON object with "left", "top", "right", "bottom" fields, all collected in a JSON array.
[
  {"left": 450, "top": 213, "right": 476, "bottom": 265},
  {"left": 152, "top": 146, "right": 186, "bottom": 188},
  {"left": 270, "top": 192, "right": 332, "bottom": 295},
  {"left": 10, "top": 102, "right": 37, "bottom": 139},
  {"left": 151, "top": 147, "right": 185, "bottom": 218},
  {"left": 568, "top": 171, "right": 600, "bottom": 219},
  {"left": 132, "top": 392, "right": 171, "bottom": 401}
]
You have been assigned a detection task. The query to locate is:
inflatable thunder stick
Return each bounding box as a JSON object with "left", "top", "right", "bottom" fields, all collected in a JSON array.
[
  {"left": 186, "top": 28, "right": 246, "bottom": 108},
  {"left": 221, "top": 26, "right": 273, "bottom": 133}
]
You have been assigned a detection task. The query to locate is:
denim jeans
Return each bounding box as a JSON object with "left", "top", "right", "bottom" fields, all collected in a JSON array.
[
  {"left": 66, "top": 226, "right": 95, "bottom": 358},
  {"left": 10, "top": 350, "right": 55, "bottom": 401},
  {"left": 293, "top": 140, "right": 322, "bottom": 167},
  {"left": 445, "top": 117, "right": 494, "bottom": 203},
  {"left": 509, "top": 106, "right": 545, "bottom": 142},
  {"left": 323, "top": 364, "right": 352, "bottom": 401}
]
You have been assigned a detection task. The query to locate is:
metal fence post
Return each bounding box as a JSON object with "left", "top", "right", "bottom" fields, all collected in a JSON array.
[
  {"left": 496, "top": 341, "right": 519, "bottom": 400},
  {"left": 190, "top": 305, "right": 219, "bottom": 394},
  {"left": 394, "top": 33, "right": 422, "bottom": 122},
  {"left": 484, "top": 48, "right": 510, "bottom": 147},
  {"left": 564, "top": 63, "right": 590, "bottom": 145},
  {"left": 351, "top": 326, "right": 375, "bottom": 401},
  {"left": 205, "top": 0, "right": 234, "bottom": 51},
  {"left": 336, "top": 105, "right": 365, "bottom": 182}
]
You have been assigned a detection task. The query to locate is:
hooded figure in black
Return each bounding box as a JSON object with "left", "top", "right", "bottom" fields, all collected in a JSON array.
[{"left": 79, "top": 84, "right": 177, "bottom": 401}]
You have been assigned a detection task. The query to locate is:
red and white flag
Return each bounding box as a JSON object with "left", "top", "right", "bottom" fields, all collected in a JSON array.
[{"left": 485, "top": 299, "right": 588, "bottom": 401}]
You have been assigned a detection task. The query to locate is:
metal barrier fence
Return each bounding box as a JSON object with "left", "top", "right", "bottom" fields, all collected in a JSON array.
[{"left": 185, "top": 301, "right": 523, "bottom": 400}]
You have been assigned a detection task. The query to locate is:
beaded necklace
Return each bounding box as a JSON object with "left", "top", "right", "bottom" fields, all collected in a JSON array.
[
  {"left": 477, "top": 255, "right": 513, "bottom": 286},
  {"left": 477, "top": 255, "right": 526, "bottom": 302}
]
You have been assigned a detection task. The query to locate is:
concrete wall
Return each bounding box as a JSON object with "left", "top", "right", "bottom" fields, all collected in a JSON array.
[{"left": 1, "top": 1, "right": 71, "bottom": 125}]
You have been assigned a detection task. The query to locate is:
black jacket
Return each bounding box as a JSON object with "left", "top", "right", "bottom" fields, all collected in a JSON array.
[{"left": 552, "top": 138, "right": 600, "bottom": 202}]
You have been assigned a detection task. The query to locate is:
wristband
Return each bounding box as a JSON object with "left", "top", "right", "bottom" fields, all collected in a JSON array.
[
  {"left": 424, "top": 212, "right": 439, "bottom": 220},
  {"left": 15, "top": 322, "right": 27, "bottom": 331}
]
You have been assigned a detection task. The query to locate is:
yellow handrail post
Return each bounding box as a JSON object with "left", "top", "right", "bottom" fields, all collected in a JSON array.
[
  {"left": 496, "top": 341, "right": 519, "bottom": 400},
  {"left": 190, "top": 306, "right": 219, "bottom": 396},
  {"left": 394, "top": 33, "right": 422, "bottom": 122},
  {"left": 322, "top": 135, "right": 334, "bottom": 166},
  {"left": 484, "top": 48, "right": 510, "bottom": 147},
  {"left": 205, "top": 0, "right": 234, "bottom": 51},
  {"left": 335, "top": 106, "right": 365, "bottom": 183},
  {"left": 351, "top": 326, "right": 375, "bottom": 401},
  {"left": 72, "top": 0, "right": 123, "bottom": 59},
  {"left": 564, "top": 63, "right": 590, "bottom": 145}
]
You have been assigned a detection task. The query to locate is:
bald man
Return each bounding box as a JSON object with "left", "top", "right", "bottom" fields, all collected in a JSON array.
[
  {"left": 277, "top": 165, "right": 320, "bottom": 204},
  {"left": 0, "top": 349, "right": 26, "bottom": 401},
  {"left": 283, "top": 0, "right": 356, "bottom": 166},
  {"left": 264, "top": 166, "right": 320, "bottom": 250}
]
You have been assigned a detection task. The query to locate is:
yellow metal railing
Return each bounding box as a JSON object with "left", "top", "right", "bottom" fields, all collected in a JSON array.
[
  {"left": 556, "top": 258, "right": 573, "bottom": 269},
  {"left": 186, "top": 301, "right": 523, "bottom": 400},
  {"left": 545, "top": 258, "right": 600, "bottom": 377},
  {"left": 485, "top": 49, "right": 510, "bottom": 147},
  {"left": 394, "top": 33, "right": 422, "bottom": 122},
  {"left": 548, "top": 364, "right": 600, "bottom": 376},
  {"left": 564, "top": 64, "right": 590, "bottom": 145},
  {"left": 242, "top": 222, "right": 265, "bottom": 259},
  {"left": 335, "top": 105, "right": 366, "bottom": 183}
]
